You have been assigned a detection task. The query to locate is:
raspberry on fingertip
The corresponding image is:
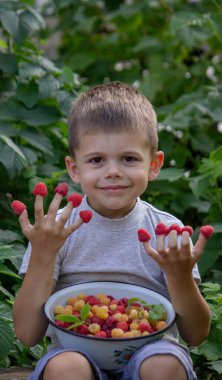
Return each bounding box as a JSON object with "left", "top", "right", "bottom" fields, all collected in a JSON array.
[
  {"left": 200, "top": 225, "right": 214, "bottom": 239},
  {"left": 138, "top": 228, "right": 151, "bottom": 242},
  {"left": 11, "top": 200, "right": 26, "bottom": 215},
  {"left": 181, "top": 226, "right": 193, "bottom": 236},
  {"left": 67, "top": 193, "right": 83, "bottom": 208},
  {"left": 33, "top": 182, "right": 48, "bottom": 197},
  {"left": 54, "top": 183, "right": 69, "bottom": 197},
  {"left": 79, "top": 210, "right": 93, "bottom": 223},
  {"left": 167, "top": 224, "right": 182, "bottom": 235},
  {"left": 155, "top": 223, "right": 167, "bottom": 236}
]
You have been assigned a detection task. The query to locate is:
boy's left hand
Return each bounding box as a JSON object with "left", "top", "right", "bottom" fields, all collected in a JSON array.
[{"left": 138, "top": 224, "right": 214, "bottom": 280}]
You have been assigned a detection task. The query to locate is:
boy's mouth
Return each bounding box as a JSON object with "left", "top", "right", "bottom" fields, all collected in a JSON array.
[{"left": 99, "top": 185, "right": 129, "bottom": 192}]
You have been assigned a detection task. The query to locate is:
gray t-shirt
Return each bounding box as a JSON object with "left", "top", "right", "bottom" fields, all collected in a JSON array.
[
  {"left": 19, "top": 196, "right": 200, "bottom": 347},
  {"left": 20, "top": 196, "right": 200, "bottom": 296}
]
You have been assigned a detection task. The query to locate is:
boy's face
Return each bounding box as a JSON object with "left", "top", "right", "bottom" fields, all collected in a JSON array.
[{"left": 66, "top": 132, "right": 163, "bottom": 218}]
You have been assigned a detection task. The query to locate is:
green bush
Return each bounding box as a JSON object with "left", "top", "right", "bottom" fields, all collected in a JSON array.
[{"left": 0, "top": 0, "right": 81, "bottom": 367}]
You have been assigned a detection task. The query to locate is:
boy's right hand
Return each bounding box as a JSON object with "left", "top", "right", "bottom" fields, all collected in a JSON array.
[{"left": 11, "top": 182, "right": 92, "bottom": 258}]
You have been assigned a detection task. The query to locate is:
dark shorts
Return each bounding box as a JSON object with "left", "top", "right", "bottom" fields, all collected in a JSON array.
[{"left": 28, "top": 339, "right": 197, "bottom": 380}]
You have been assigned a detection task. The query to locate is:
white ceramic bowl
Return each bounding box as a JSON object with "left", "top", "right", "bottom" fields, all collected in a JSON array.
[{"left": 44, "top": 281, "right": 176, "bottom": 370}]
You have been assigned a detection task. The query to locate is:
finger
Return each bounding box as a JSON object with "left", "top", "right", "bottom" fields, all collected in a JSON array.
[
  {"left": 167, "top": 230, "right": 179, "bottom": 250},
  {"left": 156, "top": 234, "right": 165, "bottom": 253},
  {"left": 192, "top": 233, "right": 207, "bottom": 260},
  {"left": 47, "top": 193, "right": 65, "bottom": 223},
  {"left": 34, "top": 195, "right": 45, "bottom": 226},
  {"left": 180, "top": 230, "right": 192, "bottom": 257},
  {"left": 56, "top": 201, "right": 74, "bottom": 227},
  {"left": 143, "top": 241, "right": 161, "bottom": 264},
  {"left": 64, "top": 217, "right": 83, "bottom": 236},
  {"left": 19, "top": 209, "right": 33, "bottom": 236}
]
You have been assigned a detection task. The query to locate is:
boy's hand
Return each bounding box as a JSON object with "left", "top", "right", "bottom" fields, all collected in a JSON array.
[
  {"left": 11, "top": 182, "right": 92, "bottom": 258},
  {"left": 138, "top": 224, "right": 214, "bottom": 280}
]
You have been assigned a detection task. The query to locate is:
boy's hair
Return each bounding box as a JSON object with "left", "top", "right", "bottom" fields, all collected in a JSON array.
[{"left": 68, "top": 81, "right": 158, "bottom": 157}]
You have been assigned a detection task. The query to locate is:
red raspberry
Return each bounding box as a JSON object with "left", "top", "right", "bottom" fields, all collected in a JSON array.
[
  {"left": 54, "top": 182, "right": 68, "bottom": 197},
  {"left": 138, "top": 228, "right": 151, "bottom": 242},
  {"left": 155, "top": 223, "right": 168, "bottom": 235},
  {"left": 33, "top": 182, "right": 48, "bottom": 197},
  {"left": 92, "top": 316, "right": 104, "bottom": 326},
  {"left": 181, "top": 226, "right": 193, "bottom": 236},
  {"left": 139, "top": 321, "right": 153, "bottom": 333},
  {"left": 116, "top": 321, "right": 128, "bottom": 332},
  {"left": 11, "top": 200, "right": 26, "bottom": 215},
  {"left": 118, "top": 298, "right": 128, "bottom": 307},
  {"left": 200, "top": 225, "right": 214, "bottom": 239},
  {"left": 67, "top": 193, "right": 83, "bottom": 207},
  {"left": 79, "top": 210, "right": 93, "bottom": 223},
  {"left": 76, "top": 324, "right": 89, "bottom": 335},
  {"left": 167, "top": 224, "right": 182, "bottom": 235},
  {"left": 85, "top": 295, "right": 101, "bottom": 306},
  {"left": 95, "top": 331, "right": 107, "bottom": 338},
  {"left": 115, "top": 305, "right": 126, "bottom": 314},
  {"left": 131, "top": 302, "right": 141, "bottom": 307},
  {"left": 105, "top": 317, "right": 117, "bottom": 329}
]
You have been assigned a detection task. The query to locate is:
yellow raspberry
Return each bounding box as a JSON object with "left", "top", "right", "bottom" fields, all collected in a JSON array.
[
  {"left": 142, "top": 331, "right": 150, "bottom": 336},
  {"left": 63, "top": 305, "right": 73, "bottom": 316},
  {"left": 130, "top": 321, "right": 139, "bottom": 331},
  {"left": 111, "top": 328, "right": 125, "bottom": 338},
  {"left": 98, "top": 295, "right": 110, "bottom": 305},
  {"left": 91, "top": 305, "right": 99, "bottom": 313},
  {"left": 88, "top": 323, "right": 100, "bottom": 334},
  {"left": 129, "top": 309, "right": 138, "bottom": 319},
  {"left": 155, "top": 320, "right": 167, "bottom": 331},
  {"left": 87, "top": 311, "right": 93, "bottom": 318},
  {"left": 113, "top": 313, "right": 123, "bottom": 321},
  {"left": 124, "top": 331, "right": 134, "bottom": 338},
  {"left": 95, "top": 306, "right": 109, "bottom": 320},
  {"left": 73, "top": 299, "right": 85, "bottom": 311},
  {"left": 109, "top": 304, "right": 117, "bottom": 311},
  {"left": 54, "top": 305, "right": 64, "bottom": 315},
  {"left": 66, "top": 297, "right": 77, "bottom": 305},
  {"left": 131, "top": 330, "right": 142, "bottom": 337},
  {"left": 138, "top": 309, "right": 149, "bottom": 319},
  {"left": 140, "top": 318, "right": 149, "bottom": 324},
  {"left": 77, "top": 293, "right": 87, "bottom": 300}
]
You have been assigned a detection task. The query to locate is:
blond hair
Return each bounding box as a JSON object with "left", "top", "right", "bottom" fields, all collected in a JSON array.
[{"left": 68, "top": 81, "right": 158, "bottom": 156}]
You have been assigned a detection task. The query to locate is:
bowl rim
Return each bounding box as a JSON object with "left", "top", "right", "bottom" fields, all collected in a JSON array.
[{"left": 44, "top": 281, "right": 177, "bottom": 342}]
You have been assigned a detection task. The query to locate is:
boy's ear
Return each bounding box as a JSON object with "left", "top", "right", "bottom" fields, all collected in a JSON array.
[
  {"left": 65, "top": 156, "right": 80, "bottom": 184},
  {"left": 148, "top": 151, "right": 164, "bottom": 181}
]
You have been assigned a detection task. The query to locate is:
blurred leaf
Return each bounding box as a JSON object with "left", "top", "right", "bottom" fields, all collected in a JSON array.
[
  {"left": 0, "top": 135, "right": 26, "bottom": 160},
  {"left": 16, "top": 82, "right": 38, "bottom": 108},
  {"left": 0, "top": 320, "right": 14, "bottom": 361},
  {"left": 156, "top": 168, "right": 185, "bottom": 182},
  {"left": 0, "top": 264, "right": 21, "bottom": 279},
  {"left": 0, "top": 53, "right": 17, "bottom": 74}
]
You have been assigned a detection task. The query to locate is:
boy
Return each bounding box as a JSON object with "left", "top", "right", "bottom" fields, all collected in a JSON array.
[{"left": 13, "top": 81, "right": 211, "bottom": 380}]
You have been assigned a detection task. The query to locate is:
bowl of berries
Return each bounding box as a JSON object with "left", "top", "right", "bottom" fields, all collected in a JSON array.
[{"left": 44, "top": 281, "right": 176, "bottom": 370}]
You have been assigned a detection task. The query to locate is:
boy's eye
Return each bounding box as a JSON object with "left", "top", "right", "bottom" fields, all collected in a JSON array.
[
  {"left": 123, "top": 156, "right": 137, "bottom": 162},
  {"left": 90, "top": 157, "right": 103, "bottom": 164}
]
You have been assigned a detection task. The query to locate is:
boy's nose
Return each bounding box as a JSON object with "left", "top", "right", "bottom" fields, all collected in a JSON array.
[{"left": 105, "top": 161, "right": 122, "bottom": 178}]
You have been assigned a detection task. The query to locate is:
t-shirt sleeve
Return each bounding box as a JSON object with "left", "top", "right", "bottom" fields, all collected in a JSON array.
[{"left": 19, "top": 242, "right": 62, "bottom": 281}]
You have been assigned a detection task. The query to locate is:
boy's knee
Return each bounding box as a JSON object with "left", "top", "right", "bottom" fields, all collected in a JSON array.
[
  {"left": 43, "top": 352, "right": 95, "bottom": 380},
  {"left": 140, "top": 354, "right": 187, "bottom": 380}
]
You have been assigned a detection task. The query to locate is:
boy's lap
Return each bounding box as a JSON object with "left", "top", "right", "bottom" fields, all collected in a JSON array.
[{"left": 27, "top": 340, "right": 196, "bottom": 380}]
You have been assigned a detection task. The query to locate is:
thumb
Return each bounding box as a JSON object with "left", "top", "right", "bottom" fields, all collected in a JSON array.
[{"left": 192, "top": 225, "right": 214, "bottom": 261}]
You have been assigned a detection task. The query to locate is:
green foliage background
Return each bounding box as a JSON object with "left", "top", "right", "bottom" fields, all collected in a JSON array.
[{"left": 0, "top": 0, "right": 222, "bottom": 377}]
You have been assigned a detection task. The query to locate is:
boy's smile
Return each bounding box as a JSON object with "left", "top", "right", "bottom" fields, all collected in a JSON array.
[{"left": 66, "top": 132, "right": 163, "bottom": 218}]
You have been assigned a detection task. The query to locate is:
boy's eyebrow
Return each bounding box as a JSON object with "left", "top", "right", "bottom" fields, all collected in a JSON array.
[{"left": 83, "top": 150, "right": 145, "bottom": 158}]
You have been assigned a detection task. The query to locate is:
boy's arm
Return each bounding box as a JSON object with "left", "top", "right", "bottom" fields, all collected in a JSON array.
[
  {"left": 13, "top": 191, "right": 85, "bottom": 347},
  {"left": 142, "top": 228, "right": 212, "bottom": 347}
]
